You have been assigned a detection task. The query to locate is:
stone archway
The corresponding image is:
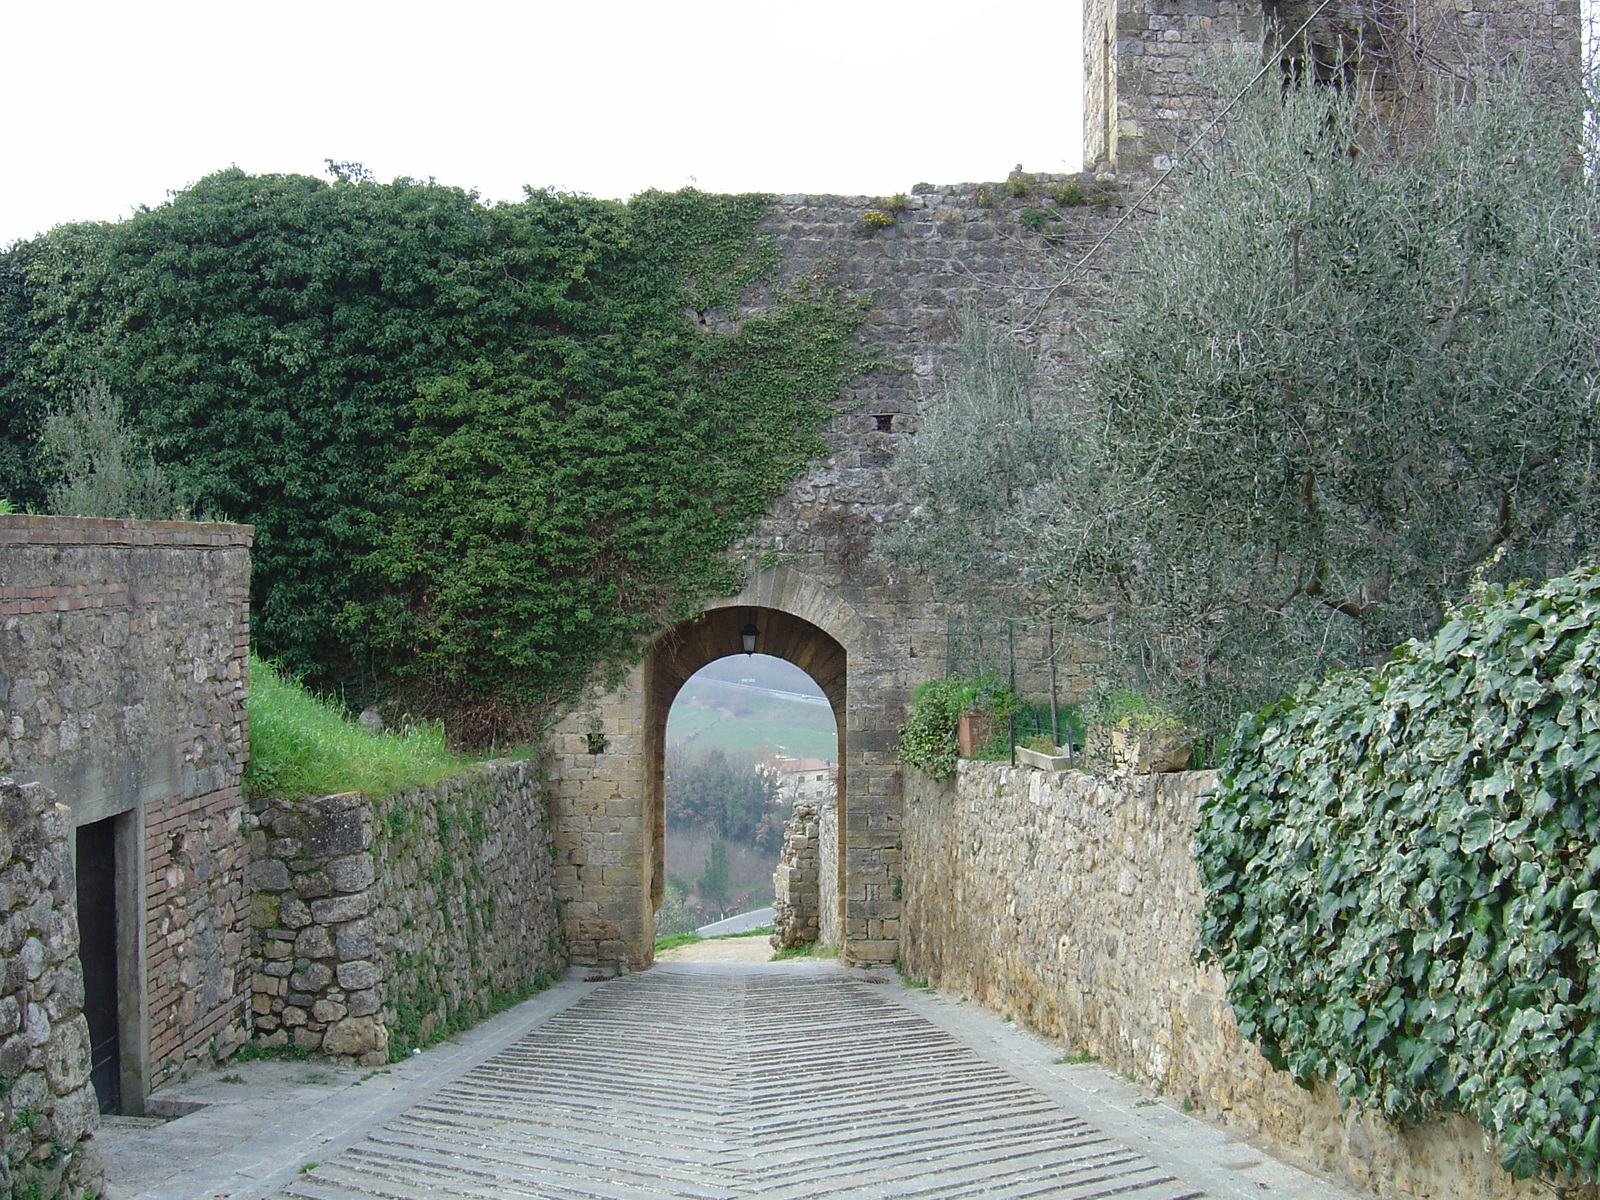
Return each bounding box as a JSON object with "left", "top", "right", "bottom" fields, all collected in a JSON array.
[
  {"left": 642, "top": 604, "right": 848, "bottom": 939},
  {"left": 547, "top": 565, "right": 913, "bottom": 969}
]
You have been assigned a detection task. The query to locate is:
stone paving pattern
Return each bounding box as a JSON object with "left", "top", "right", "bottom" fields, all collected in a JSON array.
[
  {"left": 283, "top": 965, "right": 1254, "bottom": 1200},
  {"left": 97, "top": 962, "right": 1364, "bottom": 1200}
]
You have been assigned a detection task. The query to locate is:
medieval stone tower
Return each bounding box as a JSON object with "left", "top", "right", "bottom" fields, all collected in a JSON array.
[
  {"left": 1084, "top": 0, "right": 1585, "bottom": 175},
  {"left": 544, "top": 0, "right": 1585, "bottom": 971}
]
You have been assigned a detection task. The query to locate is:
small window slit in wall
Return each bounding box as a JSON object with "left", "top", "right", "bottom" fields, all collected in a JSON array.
[
  {"left": 874, "top": 414, "right": 894, "bottom": 432},
  {"left": 586, "top": 732, "right": 606, "bottom": 755}
]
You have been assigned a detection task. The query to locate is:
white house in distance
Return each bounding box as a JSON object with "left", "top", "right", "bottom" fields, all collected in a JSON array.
[{"left": 759, "top": 755, "right": 837, "bottom": 807}]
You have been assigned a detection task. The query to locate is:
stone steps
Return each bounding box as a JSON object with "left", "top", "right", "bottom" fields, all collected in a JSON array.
[{"left": 282, "top": 967, "right": 1204, "bottom": 1200}]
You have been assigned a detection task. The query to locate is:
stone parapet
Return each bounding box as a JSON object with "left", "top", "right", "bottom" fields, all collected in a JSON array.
[
  {"left": 901, "top": 761, "right": 1584, "bottom": 1200},
  {"left": 0, "top": 777, "right": 104, "bottom": 1200}
]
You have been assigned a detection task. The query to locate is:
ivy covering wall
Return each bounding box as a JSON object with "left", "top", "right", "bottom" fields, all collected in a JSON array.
[
  {"left": 0, "top": 170, "right": 866, "bottom": 738},
  {"left": 1198, "top": 567, "right": 1600, "bottom": 1184}
]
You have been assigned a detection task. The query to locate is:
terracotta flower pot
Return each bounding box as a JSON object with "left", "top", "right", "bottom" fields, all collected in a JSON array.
[{"left": 956, "top": 710, "right": 992, "bottom": 757}]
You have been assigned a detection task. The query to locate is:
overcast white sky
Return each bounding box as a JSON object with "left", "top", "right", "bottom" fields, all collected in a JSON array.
[{"left": 1, "top": 0, "right": 1083, "bottom": 248}]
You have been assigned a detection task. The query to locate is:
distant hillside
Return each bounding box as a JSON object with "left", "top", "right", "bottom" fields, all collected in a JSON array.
[{"left": 668, "top": 654, "right": 837, "bottom": 763}]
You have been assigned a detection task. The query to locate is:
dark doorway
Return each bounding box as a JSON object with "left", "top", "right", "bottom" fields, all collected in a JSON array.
[{"left": 75, "top": 817, "right": 121, "bottom": 1114}]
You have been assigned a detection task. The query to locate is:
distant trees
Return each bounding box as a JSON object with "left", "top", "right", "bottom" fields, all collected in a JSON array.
[{"left": 665, "top": 747, "right": 783, "bottom": 850}]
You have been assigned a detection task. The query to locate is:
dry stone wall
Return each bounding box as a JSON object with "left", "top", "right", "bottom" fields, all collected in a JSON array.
[
  {"left": 771, "top": 798, "right": 820, "bottom": 950},
  {"left": 248, "top": 761, "right": 563, "bottom": 1064},
  {"left": 900, "top": 761, "right": 1583, "bottom": 1200},
  {"left": 0, "top": 778, "right": 103, "bottom": 1200}
]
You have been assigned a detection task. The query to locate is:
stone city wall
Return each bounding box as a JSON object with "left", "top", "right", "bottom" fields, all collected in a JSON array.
[
  {"left": 248, "top": 760, "right": 564, "bottom": 1064},
  {"left": 0, "top": 778, "right": 103, "bottom": 1200},
  {"left": 548, "top": 175, "right": 1127, "bottom": 967},
  {"left": 0, "top": 515, "right": 253, "bottom": 1096},
  {"left": 900, "top": 761, "right": 1581, "bottom": 1200}
]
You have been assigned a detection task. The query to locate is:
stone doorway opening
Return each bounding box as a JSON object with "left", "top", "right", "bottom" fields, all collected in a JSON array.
[{"left": 645, "top": 606, "right": 847, "bottom": 952}]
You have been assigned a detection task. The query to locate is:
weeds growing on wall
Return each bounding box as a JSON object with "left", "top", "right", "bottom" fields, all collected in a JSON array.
[
  {"left": 894, "top": 674, "right": 1020, "bottom": 780},
  {"left": 1198, "top": 566, "right": 1600, "bottom": 1184}
]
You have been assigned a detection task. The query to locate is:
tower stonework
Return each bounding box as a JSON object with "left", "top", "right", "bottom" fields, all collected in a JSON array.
[{"left": 1085, "top": 0, "right": 1584, "bottom": 176}]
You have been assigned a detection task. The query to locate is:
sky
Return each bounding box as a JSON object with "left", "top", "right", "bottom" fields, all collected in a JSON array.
[{"left": 1, "top": 0, "right": 1082, "bottom": 248}]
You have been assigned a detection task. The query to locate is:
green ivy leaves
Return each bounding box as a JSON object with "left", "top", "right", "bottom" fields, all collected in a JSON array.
[
  {"left": 1197, "top": 566, "right": 1600, "bottom": 1184},
  {"left": 15, "top": 172, "right": 867, "bottom": 737}
]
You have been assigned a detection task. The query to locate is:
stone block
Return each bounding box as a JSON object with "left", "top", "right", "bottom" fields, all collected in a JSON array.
[
  {"left": 322, "top": 1016, "right": 386, "bottom": 1058},
  {"left": 292, "top": 869, "right": 333, "bottom": 900},
  {"left": 245, "top": 859, "right": 290, "bottom": 891},
  {"left": 336, "top": 960, "right": 379, "bottom": 991},
  {"left": 289, "top": 963, "right": 333, "bottom": 992},
  {"left": 326, "top": 853, "right": 375, "bottom": 893},
  {"left": 293, "top": 925, "right": 334, "bottom": 959},
  {"left": 302, "top": 809, "right": 369, "bottom": 859},
  {"left": 310, "top": 891, "right": 375, "bottom": 924},
  {"left": 279, "top": 896, "right": 312, "bottom": 929},
  {"left": 334, "top": 919, "right": 376, "bottom": 961},
  {"left": 43, "top": 1017, "right": 88, "bottom": 1095}
]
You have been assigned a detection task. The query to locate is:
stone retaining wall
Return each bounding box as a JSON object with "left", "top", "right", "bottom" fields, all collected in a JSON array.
[
  {"left": 0, "top": 777, "right": 103, "bottom": 1200},
  {"left": 900, "top": 762, "right": 1583, "bottom": 1200},
  {"left": 248, "top": 761, "right": 564, "bottom": 1064}
]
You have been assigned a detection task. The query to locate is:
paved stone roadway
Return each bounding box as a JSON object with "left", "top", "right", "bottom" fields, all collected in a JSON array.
[{"left": 283, "top": 965, "right": 1205, "bottom": 1200}]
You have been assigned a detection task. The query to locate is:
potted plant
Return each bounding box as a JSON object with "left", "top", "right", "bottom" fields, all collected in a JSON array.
[
  {"left": 951, "top": 675, "right": 1018, "bottom": 759},
  {"left": 1084, "top": 688, "right": 1192, "bottom": 774},
  {"left": 894, "top": 674, "right": 1019, "bottom": 779}
]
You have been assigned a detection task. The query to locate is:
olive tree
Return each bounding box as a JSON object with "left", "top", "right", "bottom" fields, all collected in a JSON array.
[{"left": 887, "top": 63, "right": 1600, "bottom": 737}]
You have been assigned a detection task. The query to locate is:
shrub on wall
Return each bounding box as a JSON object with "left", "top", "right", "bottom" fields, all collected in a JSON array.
[
  {"left": 1197, "top": 566, "right": 1600, "bottom": 1184},
  {"left": 895, "top": 674, "right": 1019, "bottom": 779}
]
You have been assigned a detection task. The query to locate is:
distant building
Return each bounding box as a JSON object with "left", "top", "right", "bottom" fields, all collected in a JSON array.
[{"left": 759, "top": 755, "right": 837, "bottom": 806}]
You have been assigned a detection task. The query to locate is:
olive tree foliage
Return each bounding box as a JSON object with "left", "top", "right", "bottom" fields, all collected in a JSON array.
[
  {"left": 876, "top": 312, "right": 1069, "bottom": 612},
  {"left": 36, "top": 381, "right": 188, "bottom": 519},
  {"left": 886, "top": 63, "right": 1600, "bottom": 737}
]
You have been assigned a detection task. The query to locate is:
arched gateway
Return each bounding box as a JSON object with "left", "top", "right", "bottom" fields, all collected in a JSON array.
[
  {"left": 546, "top": 565, "right": 930, "bottom": 968},
  {"left": 535, "top": 181, "right": 1094, "bottom": 970}
]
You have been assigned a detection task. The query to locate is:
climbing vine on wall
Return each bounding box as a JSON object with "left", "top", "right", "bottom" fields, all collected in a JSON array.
[
  {"left": 1197, "top": 566, "right": 1600, "bottom": 1184},
  {"left": 6, "top": 172, "right": 868, "bottom": 740}
]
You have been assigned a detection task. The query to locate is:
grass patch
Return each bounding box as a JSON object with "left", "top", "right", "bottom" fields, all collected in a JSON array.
[
  {"left": 770, "top": 940, "right": 839, "bottom": 961},
  {"left": 245, "top": 655, "right": 473, "bottom": 800},
  {"left": 654, "top": 932, "right": 704, "bottom": 953}
]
